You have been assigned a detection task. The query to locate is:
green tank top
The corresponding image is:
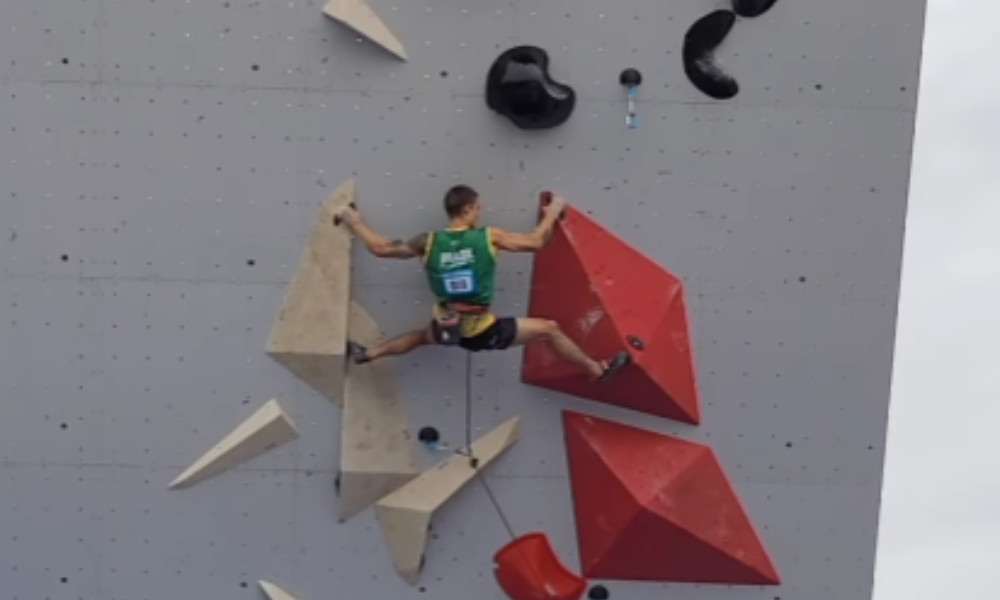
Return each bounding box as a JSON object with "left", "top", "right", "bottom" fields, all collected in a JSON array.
[{"left": 424, "top": 227, "right": 497, "bottom": 306}]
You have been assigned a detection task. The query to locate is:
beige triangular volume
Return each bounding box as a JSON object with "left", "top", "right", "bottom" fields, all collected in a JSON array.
[
  {"left": 375, "top": 417, "right": 522, "bottom": 584},
  {"left": 339, "top": 301, "right": 420, "bottom": 522},
  {"left": 267, "top": 180, "right": 355, "bottom": 406},
  {"left": 258, "top": 581, "right": 300, "bottom": 600},
  {"left": 169, "top": 400, "right": 300, "bottom": 490},
  {"left": 323, "top": 0, "right": 408, "bottom": 61}
]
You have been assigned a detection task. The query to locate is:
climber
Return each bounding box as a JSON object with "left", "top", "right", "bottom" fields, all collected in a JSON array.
[{"left": 334, "top": 184, "right": 630, "bottom": 382}]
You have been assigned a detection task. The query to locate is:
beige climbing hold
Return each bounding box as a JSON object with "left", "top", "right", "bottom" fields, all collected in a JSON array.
[
  {"left": 267, "top": 180, "right": 355, "bottom": 406},
  {"left": 169, "top": 400, "right": 300, "bottom": 489},
  {"left": 258, "top": 580, "right": 300, "bottom": 600},
  {"left": 339, "top": 301, "right": 420, "bottom": 522},
  {"left": 323, "top": 0, "right": 408, "bottom": 61},
  {"left": 375, "top": 417, "right": 522, "bottom": 584}
]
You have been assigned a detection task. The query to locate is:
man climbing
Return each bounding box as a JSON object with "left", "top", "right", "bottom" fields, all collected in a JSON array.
[{"left": 335, "top": 184, "right": 630, "bottom": 382}]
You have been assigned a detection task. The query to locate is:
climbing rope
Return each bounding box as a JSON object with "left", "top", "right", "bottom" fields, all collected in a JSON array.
[
  {"left": 464, "top": 353, "right": 593, "bottom": 600},
  {"left": 464, "top": 351, "right": 518, "bottom": 541}
]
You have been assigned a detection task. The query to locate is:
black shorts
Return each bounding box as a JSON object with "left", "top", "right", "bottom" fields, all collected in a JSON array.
[{"left": 459, "top": 317, "right": 518, "bottom": 352}]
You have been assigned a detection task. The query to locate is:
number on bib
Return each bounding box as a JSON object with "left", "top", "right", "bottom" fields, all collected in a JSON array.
[{"left": 442, "top": 270, "right": 476, "bottom": 295}]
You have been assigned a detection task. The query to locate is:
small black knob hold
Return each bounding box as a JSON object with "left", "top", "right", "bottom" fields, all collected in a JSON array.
[
  {"left": 627, "top": 335, "right": 646, "bottom": 351},
  {"left": 588, "top": 584, "right": 610, "bottom": 600},
  {"left": 619, "top": 68, "right": 642, "bottom": 87},
  {"left": 418, "top": 426, "right": 440, "bottom": 445}
]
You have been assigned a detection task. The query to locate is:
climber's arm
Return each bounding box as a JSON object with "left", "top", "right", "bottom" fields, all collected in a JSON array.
[
  {"left": 491, "top": 196, "right": 566, "bottom": 253},
  {"left": 335, "top": 205, "right": 427, "bottom": 259}
]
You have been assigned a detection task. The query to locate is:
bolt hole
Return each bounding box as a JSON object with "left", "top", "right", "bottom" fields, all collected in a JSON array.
[{"left": 627, "top": 335, "right": 645, "bottom": 351}]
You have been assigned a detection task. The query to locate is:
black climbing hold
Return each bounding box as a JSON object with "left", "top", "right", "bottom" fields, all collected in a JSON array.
[
  {"left": 418, "top": 426, "right": 440, "bottom": 445},
  {"left": 334, "top": 472, "right": 341, "bottom": 495},
  {"left": 732, "top": 0, "right": 779, "bottom": 18},
  {"left": 486, "top": 46, "right": 575, "bottom": 130},
  {"left": 683, "top": 10, "right": 739, "bottom": 100},
  {"left": 627, "top": 335, "right": 645, "bottom": 351},
  {"left": 619, "top": 68, "right": 642, "bottom": 87},
  {"left": 588, "top": 584, "right": 610, "bottom": 600}
]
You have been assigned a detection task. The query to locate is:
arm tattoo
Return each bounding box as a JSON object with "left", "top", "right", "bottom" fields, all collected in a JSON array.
[{"left": 405, "top": 233, "right": 429, "bottom": 256}]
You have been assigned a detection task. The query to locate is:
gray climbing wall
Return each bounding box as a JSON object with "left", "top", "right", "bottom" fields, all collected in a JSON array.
[{"left": 0, "top": 0, "right": 924, "bottom": 598}]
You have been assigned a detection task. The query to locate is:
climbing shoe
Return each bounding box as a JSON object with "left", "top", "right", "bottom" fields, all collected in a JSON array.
[
  {"left": 597, "top": 351, "right": 632, "bottom": 383},
  {"left": 347, "top": 340, "right": 372, "bottom": 365}
]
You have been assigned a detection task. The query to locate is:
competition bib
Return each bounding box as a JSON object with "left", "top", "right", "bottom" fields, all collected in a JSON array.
[{"left": 442, "top": 269, "right": 477, "bottom": 295}]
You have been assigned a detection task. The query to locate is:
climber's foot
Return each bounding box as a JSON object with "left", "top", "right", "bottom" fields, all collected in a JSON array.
[
  {"left": 347, "top": 340, "right": 372, "bottom": 365},
  {"left": 597, "top": 351, "right": 632, "bottom": 383}
]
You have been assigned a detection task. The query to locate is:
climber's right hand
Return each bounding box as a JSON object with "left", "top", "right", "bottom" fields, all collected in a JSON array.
[
  {"left": 334, "top": 204, "right": 361, "bottom": 227},
  {"left": 542, "top": 195, "right": 567, "bottom": 220}
]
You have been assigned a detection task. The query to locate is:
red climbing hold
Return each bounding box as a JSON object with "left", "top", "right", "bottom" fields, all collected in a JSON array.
[
  {"left": 494, "top": 533, "right": 588, "bottom": 600},
  {"left": 562, "top": 411, "right": 780, "bottom": 585},
  {"left": 522, "top": 195, "right": 702, "bottom": 424}
]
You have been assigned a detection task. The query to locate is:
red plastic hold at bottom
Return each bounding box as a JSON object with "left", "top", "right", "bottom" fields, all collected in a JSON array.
[{"left": 493, "top": 533, "right": 588, "bottom": 600}]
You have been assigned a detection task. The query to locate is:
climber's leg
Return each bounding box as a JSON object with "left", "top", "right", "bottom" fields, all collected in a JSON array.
[
  {"left": 510, "top": 318, "right": 631, "bottom": 381},
  {"left": 349, "top": 325, "right": 433, "bottom": 364}
]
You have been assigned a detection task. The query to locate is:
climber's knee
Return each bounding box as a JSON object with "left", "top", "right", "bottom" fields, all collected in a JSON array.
[{"left": 514, "top": 318, "right": 560, "bottom": 345}]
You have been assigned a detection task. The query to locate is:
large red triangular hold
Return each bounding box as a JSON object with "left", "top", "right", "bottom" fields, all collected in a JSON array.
[
  {"left": 562, "top": 411, "right": 780, "bottom": 585},
  {"left": 522, "top": 200, "right": 701, "bottom": 424}
]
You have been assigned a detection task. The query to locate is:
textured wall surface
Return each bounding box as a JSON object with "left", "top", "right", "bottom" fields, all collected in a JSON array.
[{"left": 0, "top": 0, "right": 925, "bottom": 599}]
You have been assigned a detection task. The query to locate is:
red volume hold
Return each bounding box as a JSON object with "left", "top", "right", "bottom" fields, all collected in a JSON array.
[
  {"left": 562, "top": 411, "right": 780, "bottom": 585},
  {"left": 522, "top": 200, "right": 702, "bottom": 424},
  {"left": 494, "top": 533, "right": 587, "bottom": 600}
]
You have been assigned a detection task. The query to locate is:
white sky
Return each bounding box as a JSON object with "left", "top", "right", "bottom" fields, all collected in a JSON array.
[{"left": 873, "top": 1, "right": 999, "bottom": 597}]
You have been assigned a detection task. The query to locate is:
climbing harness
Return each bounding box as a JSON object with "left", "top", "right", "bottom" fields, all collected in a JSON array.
[
  {"left": 432, "top": 302, "right": 490, "bottom": 347},
  {"left": 431, "top": 308, "right": 463, "bottom": 346}
]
